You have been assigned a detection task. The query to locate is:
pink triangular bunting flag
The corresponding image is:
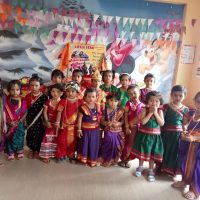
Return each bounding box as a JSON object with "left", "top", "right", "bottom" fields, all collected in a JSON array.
[
  {"left": 78, "top": 34, "right": 83, "bottom": 42},
  {"left": 53, "top": 30, "right": 59, "bottom": 38},
  {"left": 85, "top": 35, "right": 91, "bottom": 44},
  {"left": 62, "top": 32, "right": 68, "bottom": 41},
  {"left": 71, "top": 33, "right": 76, "bottom": 42}
]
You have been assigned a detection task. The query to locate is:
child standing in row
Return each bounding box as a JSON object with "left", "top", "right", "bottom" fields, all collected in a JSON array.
[
  {"left": 119, "top": 73, "right": 130, "bottom": 108},
  {"left": 77, "top": 88, "right": 100, "bottom": 167},
  {"left": 161, "top": 85, "right": 189, "bottom": 180},
  {"left": 173, "top": 91, "right": 200, "bottom": 200},
  {"left": 91, "top": 70, "right": 106, "bottom": 114},
  {"left": 4, "top": 80, "right": 27, "bottom": 160},
  {"left": 25, "top": 74, "right": 48, "bottom": 159},
  {"left": 119, "top": 84, "right": 143, "bottom": 168},
  {"left": 39, "top": 84, "right": 63, "bottom": 163},
  {"left": 72, "top": 69, "right": 86, "bottom": 99},
  {"left": 133, "top": 91, "right": 164, "bottom": 182},
  {"left": 140, "top": 73, "right": 155, "bottom": 104},
  {"left": 56, "top": 81, "right": 82, "bottom": 162},
  {"left": 100, "top": 70, "right": 119, "bottom": 94},
  {"left": 99, "top": 92, "right": 124, "bottom": 167}
]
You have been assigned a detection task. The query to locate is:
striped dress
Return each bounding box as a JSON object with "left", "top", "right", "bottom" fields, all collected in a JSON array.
[{"left": 39, "top": 100, "right": 59, "bottom": 159}]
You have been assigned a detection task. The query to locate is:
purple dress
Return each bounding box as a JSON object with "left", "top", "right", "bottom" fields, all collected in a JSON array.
[
  {"left": 99, "top": 107, "right": 125, "bottom": 166},
  {"left": 140, "top": 88, "right": 151, "bottom": 104},
  {"left": 179, "top": 109, "right": 200, "bottom": 198},
  {"left": 77, "top": 104, "right": 100, "bottom": 167}
]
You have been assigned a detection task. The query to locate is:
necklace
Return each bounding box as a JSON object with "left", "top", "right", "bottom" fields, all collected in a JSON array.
[
  {"left": 107, "top": 107, "right": 116, "bottom": 122},
  {"left": 87, "top": 104, "right": 97, "bottom": 121},
  {"left": 170, "top": 102, "right": 183, "bottom": 110}
]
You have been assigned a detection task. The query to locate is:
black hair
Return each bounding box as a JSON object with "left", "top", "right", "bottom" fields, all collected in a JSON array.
[
  {"left": 171, "top": 85, "right": 187, "bottom": 95},
  {"left": 49, "top": 83, "right": 64, "bottom": 99},
  {"left": 127, "top": 84, "right": 139, "bottom": 91},
  {"left": 101, "top": 70, "right": 115, "bottom": 82},
  {"left": 194, "top": 91, "right": 200, "bottom": 101},
  {"left": 7, "top": 80, "right": 21, "bottom": 92},
  {"left": 72, "top": 69, "right": 84, "bottom": 77},
  {"left": 145, "top": 90, "right": 163, "bottom": 105},
  {"left": 29, "top": 74, "right": 43, "bottom": 85},
  {"left": 51, "top": 69, "right": 64, "bottom": 80},
  {"left": 106, "top": 92, "right": 120, "bottom": 101},
  {"left": 119, "top": 73, "right": 131, "bottom": 81},
  {"left": 144, "top": 73, "right": 155, "bottom": 81},
  {"left": 84, "top": 87, "right": 97, "bottom": 98}
]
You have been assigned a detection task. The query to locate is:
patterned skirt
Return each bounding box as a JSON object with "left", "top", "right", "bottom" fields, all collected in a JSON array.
[
  {"left": 133, "top": 132, "right": 163, "bottom": 162},
  {"left": 99, "top": 130, "right": 124, "bottom": 166},
  {"left": 39, "top": 127, "right": 58, "bottom": 159}
]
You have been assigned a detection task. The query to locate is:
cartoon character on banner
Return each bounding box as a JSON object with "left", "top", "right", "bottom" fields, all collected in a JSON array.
[
  {"left": 138, "top": 34, "right": 178, "bottom": 75},
  {"left": 106, "top": 39, "right": 137, "bottom": 75}
]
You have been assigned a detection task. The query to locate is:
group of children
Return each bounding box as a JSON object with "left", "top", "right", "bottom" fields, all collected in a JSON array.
[{"left": 1, "top": 68, "right": 200, "bottom": 200}]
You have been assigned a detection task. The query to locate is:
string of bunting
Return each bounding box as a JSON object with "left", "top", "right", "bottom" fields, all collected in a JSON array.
[{"left": 0, "top": 1, "right": 196, "bottom": 44}]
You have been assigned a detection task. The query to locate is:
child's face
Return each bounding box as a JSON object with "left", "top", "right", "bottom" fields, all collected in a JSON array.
[
  {"left": 51, "top": 88, "right": 63, "bottom": 100},
  {"left": 144, "top": 77, "right": 154, "bottom": 89},
  {"left": 72, "top": 72, "right": 82, "bottom": 84},
  {"left": 84, "top": 92, "right": 97, "bottom": 104},
  {"left": 195, "top": 96, "right": 200, "bottom": 111},
  {"left": 147, "top": 96, "right": 160, "bottom": 108},
  {"left": 128, "top": 88, "right": 139, "bottom": 101},
  {"left": 120, "top": 75, "right": 129, "bottom": 87},
  {"left": 171, "top": 91, "right": 185, "bottom": 105},
  {"left": 104, "top": 72, "right": 113, "bottom": 85},
  {"left": 65, "top": 88, "right": 77, "bottom": 99},
  {"left": 91, "top": 79, "right": 101, "bottom": 88},
  {"left": 52, "top": 76, "right": 62, "bottom": 84},
  {"left": 30, "top": 80, "right": 40, "bottom": 94},
  {"left": 107, "top": 98, "right": 119, "bottom": 110},
  {"left": 9, "top": 84, "right": 20, "bottom": 98}
]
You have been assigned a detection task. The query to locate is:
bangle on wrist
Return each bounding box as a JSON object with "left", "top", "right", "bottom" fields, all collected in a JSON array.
[{"left": 77, "top": 129, "right": 82, "bottom": 132}]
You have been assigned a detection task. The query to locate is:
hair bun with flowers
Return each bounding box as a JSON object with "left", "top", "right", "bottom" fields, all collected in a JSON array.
[{"left": 64, "top": 81, "right": 80, "bottom": 92}]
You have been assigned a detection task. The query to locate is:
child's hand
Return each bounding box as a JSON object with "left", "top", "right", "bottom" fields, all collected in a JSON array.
[
  {"left": 10, "top": 121, "right": 18, "bottom": 127},
  {"left": 53, "top": 123, "right": 60, "bottom": 129},
  {"left": 77, "top": 130, "right": 83, "bottom": 138},
  {"left": 107, "top": 121, "right": 113, "bottom": 127},
  {"left": 149, "top": 107, "right": 155, "bottom": 114},
  {"left": 126, "top": 127, "right": 131, "bottom": 134},
  {"left": 46, "top": 122, "right": 52, "bottom": 128},
  {"left": 153, "top": 106, "right": 158, "bottom": 115}
]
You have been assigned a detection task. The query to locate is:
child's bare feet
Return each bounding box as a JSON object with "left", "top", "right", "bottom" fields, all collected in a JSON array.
[
  {"left": 17, "top": 153, "right": 24, "bottom": 159},
  {"left": 183, "top": 191, "right": 197, "bottom": 200},
  {"left": 8, "top": 154, "right": 15, "bottom": 161},
  {"left": 27, "top": 151, "right": 34, "bottom": 159},
  {"left": 33, "top": 151, "right": 39, "bottom": 159},
  {"left": 42, "top": 158, "right": 50, "bottom": 164},
  {"left": 172, "top": 181, "right": 186, "bottom": 188}
]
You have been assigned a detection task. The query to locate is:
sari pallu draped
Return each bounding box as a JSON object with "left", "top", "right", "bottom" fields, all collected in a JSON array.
[
  {"left": 25, "top": 93, "right": 48, "bottom": 152},
  {"left": 4, "top": 96, "right": 27, "bottom": 154},
  {"left": 121, "top": 101, "right": 143, "bottom": 162},
  {"left": 99, "top": 107, "right": 125, "bottom": 166},
  {"left": 56, "top": 99, "right": 82, "bottom": 159},
  {"left": 77, "top": 104, "right": 100, "bottom": 167}
]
